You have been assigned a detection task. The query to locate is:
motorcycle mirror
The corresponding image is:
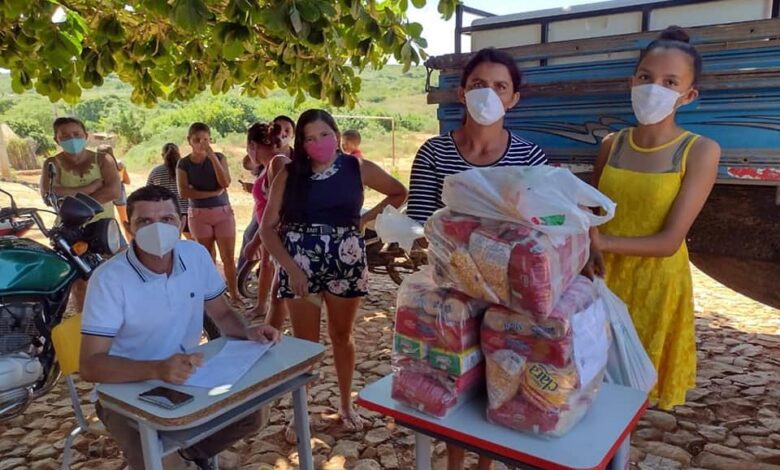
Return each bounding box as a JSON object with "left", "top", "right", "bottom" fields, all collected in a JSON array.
[
  {"left": 0, "top": 187, "right": 18, "bottom": 213},
  {"left": 58, "top": 196, "right": 95, "bottom": 227}
]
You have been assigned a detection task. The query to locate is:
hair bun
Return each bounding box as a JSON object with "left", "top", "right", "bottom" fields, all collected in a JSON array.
[{"left": 658, "top": 25, "right": 690, "bottom": 43}]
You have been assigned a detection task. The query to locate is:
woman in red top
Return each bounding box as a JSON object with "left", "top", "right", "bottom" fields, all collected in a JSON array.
[{"left": 243, "top": 123, "right": 291, "bottom": 322}]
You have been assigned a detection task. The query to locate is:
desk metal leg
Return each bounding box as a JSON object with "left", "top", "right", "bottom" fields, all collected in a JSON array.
[
  {"left": 138, "top": 422, "right": 164, "bottom": 470},
  {"left": 414, "top": 432, "right": 432, "bottom": 470},
  {"left": 292, "top": 386, "right": 314, "bottom": 470}
]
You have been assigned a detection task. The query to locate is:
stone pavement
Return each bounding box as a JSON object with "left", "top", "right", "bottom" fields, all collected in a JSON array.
[{"left": 0, "top": 267, "right": 778, "bottom": 470}]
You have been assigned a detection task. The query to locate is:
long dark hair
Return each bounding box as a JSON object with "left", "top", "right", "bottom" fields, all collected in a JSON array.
[
  {"left": 281, "top": 109, "right": 341, "bottom": 223},
  {"left": 162, "top": 142, "right": 180, "bottom": 179},
  {"left": 460, "top": 48, "right": 522, "bottom": 93},
  {"left": 637, "top": 26, "right": 702, "bottom": 85}
]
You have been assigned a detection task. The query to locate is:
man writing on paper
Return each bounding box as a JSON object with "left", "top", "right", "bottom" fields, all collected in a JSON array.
[{"left": 80, "top": 185, "right": 280, "bottom": 470}]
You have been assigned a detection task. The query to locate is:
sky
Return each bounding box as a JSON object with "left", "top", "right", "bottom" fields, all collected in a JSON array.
[{"left": 407, "top": 0, "right": 607, "bottom": 56}]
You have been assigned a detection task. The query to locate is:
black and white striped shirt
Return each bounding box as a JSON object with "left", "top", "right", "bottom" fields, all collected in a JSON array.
[
  {"left": 407, "top": 132, "right": 547, "bottom": 223},
  {"left": 146, "top": 164, "right": 189, "bottom": 214}
]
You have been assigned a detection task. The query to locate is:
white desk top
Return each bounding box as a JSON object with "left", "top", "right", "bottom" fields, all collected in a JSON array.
[
  {"left": 357, "top": 375, "right": 647, "bottom": 470},
  {"left": 97, "top": 336, "right": 325, "bottom": 429}
]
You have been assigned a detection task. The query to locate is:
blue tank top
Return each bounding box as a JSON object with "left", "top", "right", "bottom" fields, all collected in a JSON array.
[{"left": 305, "top": 154, "right": 363, "bottom": 226}]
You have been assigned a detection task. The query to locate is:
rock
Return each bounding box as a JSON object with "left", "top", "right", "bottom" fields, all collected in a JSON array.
[
  {"left": 733, "top": 357, "right": 752, "bottom": 368},
  {"left": 7, "top": 445, "right": 29, "bottom": 458},
  {"left": 315, "top": 433, "right": 336, "bottom": 448},
  {"left": 642, "top": 442, "right": 692, "bottom": 465},
  {"left": 310, "top": 437, "right": 332, "bottom": 453},
  {"left": 743, "top": 386, "right": 766, "bottom": 396},
  {"left": 638, "top": 454, "right": 682, "bottom": 469},
  {"left": 642, "top": 410, "right": 677, "bottom": 432},
  {"left": 663, "top": 430, "right": 705, "bottom": 452},
  {"left": 322, "top": 455, "right": 346, "bottom": 470},
  {"left": 730, "top": 374, "right": 770, "bottom": 387},
  {"left": 634, "top": 427, "right": 664, "bottom": 441},
  {"left": 724, "top": 435, "right": 742, "bottom": 447},
  {"left": 331, "top": 440, "right": 361, "bottom": 460},
  {"left": 698, "top": 425, "right": 728, "bottom": 442},
  {"left": 724, "top": 418, "right": 753, "bottom": 429},
  {"left": 378, "top": 444, "right": 399, "bottom": 469},
  {"left": 733, "top": 425, "right": 771, "bottom": 436},
  {"left": 0, "top": 459, "right": 27, "bottom": 470},
  {"left": 256, "top": 424, "right": 284, "bottom": 440},
  {"left": 361, "top": 447, "right": 377, "bottom": 459},
  {"left": 249, "top": 452, "right": 284, "bottom": 466},
  {"left": 20, "top": 430, "right": 44, "bottom": 447},
  {"left": 30, "top": 458, "right": 58, "bottom": 470},
  {"left": 0, "top": 439, "right": 15, "bottom": 453},
  {"left": 678, "top": 420, "right": 698, "bottom": 431},
  {"left": 694, "top": 451, "right": 780, "bottom": 470},
  {"left": 364, "top": 427, "right": 391, "bottom": 445},
  {"left": 29, "top": 444, "right": 58, "bottom": 460},
  {"left": 371, "top": 364, "right": 392, "bottom": 376},
  {"left": 352, "top": 459, "right": 381, "bottom": 470},
  {"left": 730, "top": 344, "right": 763, "bottom": 356},
  {"left": 748, "top": 446, "right": 780, "bottom": 464},
  {"left": 218, "top": 450, "right": 240, "bottom": 470},
  {"left": 742, "top": 435, "right": 773, "bottom": 447},
  {"left": 759, "top": 418, "right": 780, "bottom": 433},
  {"left": 686, "top": 388, "right": 711, "bottom": 402},
  {"left": 703, "top": 443, "right": 755, "bottom": 461}
]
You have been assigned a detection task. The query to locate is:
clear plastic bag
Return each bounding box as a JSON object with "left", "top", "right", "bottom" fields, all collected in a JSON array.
[
  {"left": 596, "top": 279, "right": 657, "bottom": 394},
  {"left": 440, "top": 166, "right": 615, "bottom": 244},
  {"left": 395, "top": 267, "right": 487, "bottom": 352},
  {"left": 483, "top": 280, "right": 611, "bottom": 437},
  {"left": 374, "top": 205, "right": 425, "bottom": 252},
  {"left": 426, "top": 210, "right": 590, "bottom": 317},
  {"left": 391, "top": 356, "right": 484, "bottom": 418},
  {"left": 392, "top": 268, "right": 487, "bottom": 418}
]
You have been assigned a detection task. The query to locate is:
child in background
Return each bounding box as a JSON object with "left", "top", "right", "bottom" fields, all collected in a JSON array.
[{"left": 342, "top": 129, "right": 364, "bottom": 159}]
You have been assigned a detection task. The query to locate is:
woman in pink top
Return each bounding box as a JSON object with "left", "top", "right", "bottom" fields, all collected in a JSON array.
[{"left": 243, "top": 123, "right": 291, "bottom": 322}]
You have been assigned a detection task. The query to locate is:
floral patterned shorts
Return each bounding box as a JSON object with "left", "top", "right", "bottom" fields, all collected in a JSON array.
[{"left": 278, "top": 225, "right": 369, "bottom": 299}]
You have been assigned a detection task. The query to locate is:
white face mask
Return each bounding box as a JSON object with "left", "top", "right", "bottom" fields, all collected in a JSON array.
[
  {"left": 279, "top": 136, "right": 291, "bottom": 148},
  {"left": 465, "top": 88, "right": 506, "bottom": 126},
  {"left": 631, "top": 84, "right": 685, "bottom": 125},
  {"left": 135, "top": 222, "right": 180, "bottom": 257}
]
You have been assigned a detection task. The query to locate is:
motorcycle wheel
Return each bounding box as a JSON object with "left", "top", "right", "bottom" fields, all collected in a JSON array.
[
  {"left": 386, "top": 264, "right": 404, "bottom": 285},
  {"left": 237, "top": 259, "right": 260, "bottom": 300}
]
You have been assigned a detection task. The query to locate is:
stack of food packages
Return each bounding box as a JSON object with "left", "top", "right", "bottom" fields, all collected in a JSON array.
[
  {"left": 426, "top": 209, "right": 611, "bottom": 437},
  {"left": 391, "top": 268, "right": 487, "bottom": 418}
]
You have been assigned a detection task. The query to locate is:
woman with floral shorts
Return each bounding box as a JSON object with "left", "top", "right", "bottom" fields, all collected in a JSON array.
[{"left": 261, "top": 109, "right": 407, "bottom": 438}]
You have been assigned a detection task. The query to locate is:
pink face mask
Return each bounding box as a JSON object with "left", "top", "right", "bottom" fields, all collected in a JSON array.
[{"left": 304, "top": 135, "right": 338, "bottom": 163}]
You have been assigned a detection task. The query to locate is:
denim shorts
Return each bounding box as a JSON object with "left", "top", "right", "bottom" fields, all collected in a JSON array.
[{"left": 278, "top": 224, "right": 368, "bottom": 298}]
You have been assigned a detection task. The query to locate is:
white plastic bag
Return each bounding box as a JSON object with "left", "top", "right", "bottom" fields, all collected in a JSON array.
[
  {"left": 441, "top": 166, "right": 616, "bottom": 243},
  {"left": 374, "top": 205, "right": 425, "bottom": 252},
  {"left": 595, "top": 279, "right": 657, "bottom": 394}
]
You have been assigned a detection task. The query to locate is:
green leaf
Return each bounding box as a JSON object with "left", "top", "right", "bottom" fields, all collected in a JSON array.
[
  {"left": 298, "top": 2, "right": 320, "bottom": 22},
  {"left": 411, "top": 0, "right": 426, "bottom": 7},
  {"left": 171, "top": 0, "right": 210, "bottom": 30},
  {"left": 407, "top": 22, "right": 423, "bottom": 38},
  {"left": 223, "top": 39, "right": 245, "bottom": 60}
]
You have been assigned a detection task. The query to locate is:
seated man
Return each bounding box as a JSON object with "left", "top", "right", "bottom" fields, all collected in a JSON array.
[
  {"left": 341, "top": 129, "right": 364, "bottom": 158},
  {"left": 80, "top": 184, "right": 280, "bottom": 470}
]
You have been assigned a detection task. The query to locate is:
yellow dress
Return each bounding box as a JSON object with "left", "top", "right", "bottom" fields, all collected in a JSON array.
[
  {"left": 57, "top": 150, "right": 115, "bottom": 221},
  {"left": 598, "top": 128, "right": 699, "bottom": 410}
]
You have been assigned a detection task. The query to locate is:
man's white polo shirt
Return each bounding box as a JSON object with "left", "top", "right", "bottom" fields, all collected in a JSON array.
[{"left": 81, "top": 240, "right": 226, "bottom": 361}]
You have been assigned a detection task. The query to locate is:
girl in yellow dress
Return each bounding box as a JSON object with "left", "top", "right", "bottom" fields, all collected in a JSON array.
[{"left": 591, "top": 26, "right": 721, "bottom": 410}]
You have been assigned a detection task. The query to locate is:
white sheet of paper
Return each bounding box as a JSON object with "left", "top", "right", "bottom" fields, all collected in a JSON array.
[
  {"left": 572, "top": 299, "right": 610, "bottom": 388},
  {"left": 184, "top": 340, "right": 273, "bottom": 388}
]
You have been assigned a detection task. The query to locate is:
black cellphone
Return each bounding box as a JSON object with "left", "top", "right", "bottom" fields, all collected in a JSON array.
[{"left": 138, "top": 386, "right": 194, "bottom": 409}]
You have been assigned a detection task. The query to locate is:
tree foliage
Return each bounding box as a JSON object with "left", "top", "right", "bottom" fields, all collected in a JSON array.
[
  {"left": 7, "top": 118, "right": 56, "bottom": 154},
  {"left": 0, "top": 0, "right": 458, "bottom": 107}
]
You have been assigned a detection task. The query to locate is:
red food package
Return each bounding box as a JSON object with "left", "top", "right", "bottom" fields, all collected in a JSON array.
[
  {"left": 439, "top": 212, "right": 481, "bottom": 245},
  {"left": 481, "top": 327, "right": 573, "bottom": 368},
  {"left": 392, "top": 368, "right": 458, "bottom": 418}
]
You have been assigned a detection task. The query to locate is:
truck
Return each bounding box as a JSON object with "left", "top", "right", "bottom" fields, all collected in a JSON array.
[{"left": 424, "top": 0, "right": 780, "bottom": 308}]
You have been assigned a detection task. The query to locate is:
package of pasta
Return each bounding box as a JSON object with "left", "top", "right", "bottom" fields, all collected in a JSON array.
[
  {"left": 483, "top": 295, "right": 611, "bottom": 437},
  {"left": 395, "top": 267, "right": 487, "bottom": 352},
  {"left": 426, "top": 210, "right": 590, "bottom": 317},
  {"left": 391, "top": 357, "right": 484, "bottom": 418}
]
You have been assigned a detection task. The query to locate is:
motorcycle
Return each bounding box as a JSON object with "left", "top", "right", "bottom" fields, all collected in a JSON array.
[
  {"left": 0, "top": 183, "right": 123, "bottom": 422},
  {"left": 237, "top": 214, "right": 428, "bottom": 299}
]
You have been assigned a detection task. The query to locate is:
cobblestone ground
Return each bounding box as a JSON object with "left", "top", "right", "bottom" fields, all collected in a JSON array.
[{"left": 0, "top": 267, "right": 778, "bottom": 470}]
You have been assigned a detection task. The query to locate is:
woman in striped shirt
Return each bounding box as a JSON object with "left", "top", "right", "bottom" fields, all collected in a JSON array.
[
  {"left": 407, "top": 48, "right": 547, "bottom": 470},
  {"left": 147, "top": 143, "right": 191, "bottom": 239},
  {"left": 407, "top": 48, "right": 547, "bottom": 226}
]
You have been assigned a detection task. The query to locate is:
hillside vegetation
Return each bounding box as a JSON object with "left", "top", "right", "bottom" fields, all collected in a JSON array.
[{"left": 0, "top": 65, "right": 440, "bottom": 183}]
